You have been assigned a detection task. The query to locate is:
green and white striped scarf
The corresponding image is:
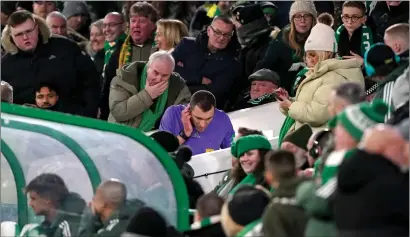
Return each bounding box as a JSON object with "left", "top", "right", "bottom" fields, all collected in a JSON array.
[{"left": 335, "top": 25, "right": 373, "bottom": 56}]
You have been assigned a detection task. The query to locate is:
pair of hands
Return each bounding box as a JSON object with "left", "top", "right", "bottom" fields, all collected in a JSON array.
[
  {"left": 275, "top": 88, "right": 293, "bottom": 111},
  {"left": 145, "top": 81, "right": 168, "bottom": 99},
  {"left": 342, "top": 51, "right": 364, "bottom": 66}
]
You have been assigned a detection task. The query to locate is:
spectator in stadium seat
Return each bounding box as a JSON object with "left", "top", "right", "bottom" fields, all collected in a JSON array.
[
  {"left": 364, "top": 44, "right": 404, "bottom": 116},
  {"left": 384, "top": 23, "right": 409, "bottom": 59},
  {"left": 214, "top": 127, "right": 263, "bottom": 199},
  {"left": 32, "top": 1, "right": 57, "bottom": 19},
  {"left": 184, "top": 193, "right": 225, "bottom": 237},
  {"left": 189, "top": 1, "right": 232, "bottom": 37},
  {"left": 121, "top": 207, "right": 169, "bottom": 237},
  {"left": 336, "top": 1, "right": 373, "bottom": 62},
  {"left": 20, "top": 173, "right": 86, "bottom": 237},
  {"left": 108, "top": 51, "right": 190, "bottom": 131},
  {"left": 86, "top": 19, "right": 105, "bottom": 78},
  {"left": 34, "top": 82, "right": 60, "bottom": 111},
  {"left": 229, "top": 68, "right": 279, "bottom": 111},
  {"left": 277, "top": 22, "right": 364, "bottom": 145},
  {"left": 172, "top": 15, "right": 241, "bottom": 109},
  {"left": 102, "top": 12, "right": 126, "bottom": 72},
  {"left": 229, "top": 135, "right": 272, "bottom": 195},
  {"left": 159, "top": 90, "right": 233, "bottom": 155},
  {"left": 220, "top": 186, "right": 269, "bottom": 237},
  {"left": 260, "top": 0, "right": 317, "bottom": 93},
  {"left": 1, "top": 81, "right": 13, "bottom": 103},
  {"left": 306, "top": 129, "right": 333, "bottom": 174},
  {"left": 328, "top": 82, "right": 366, "bottom": 118},
  {"left": 62, "top": 1, "right": 91, "bottom": 38},
  {"left": 1, "top": 11, "right": 100, "bottom": 117},
  {"left": 263, "top": 150, "right": 309, "bottom": 237},
  {"left": 101, "top": 2, "right": 158, "bottom": 120},
  {"left": 368, "top": 1, "right": 409, "bottom": 42},
  {"left": 154, "top": 19, "right": 188, "bottom": 53},
  {"left": 46, "top": 11, "right": 88, "bottom": 49},
  {"left": 230, "top": 4, "right": 274, "bottom": 96},
  {"left": 334, "top": 124, "right": 409, "bottom": 237},
  {"left": 281, "top": 124, "right": 312, "bottom": 170}
]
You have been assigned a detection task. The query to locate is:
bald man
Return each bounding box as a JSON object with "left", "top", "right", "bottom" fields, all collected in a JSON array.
[
  {"left": 103, "top": 12, "right": 126, "bottom": 43},
  {"left": 384, "top": 23, "right": 409, "bottom": 58},
  {"left": 80, "top": 179, "right": 131, "bottom": 237},
  {"left": 46, "top": 11, "right": 88, "bottom": 45}
]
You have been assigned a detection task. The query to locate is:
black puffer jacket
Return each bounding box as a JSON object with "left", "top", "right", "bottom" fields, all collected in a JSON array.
[{"left": 1, "top": 15, "right": 100, "bottom": 118}]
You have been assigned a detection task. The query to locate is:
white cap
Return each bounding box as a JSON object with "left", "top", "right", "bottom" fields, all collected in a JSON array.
[{"left": 304, "top": 23, "right": 337, "bottom": 53}]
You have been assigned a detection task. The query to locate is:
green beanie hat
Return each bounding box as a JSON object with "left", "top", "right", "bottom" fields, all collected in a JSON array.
[
  {"left": 231, "top": 135, "right": 272, "bottom": 158},
  {"left": 331, "top": 100, "right": 390, "bottom": 142}
]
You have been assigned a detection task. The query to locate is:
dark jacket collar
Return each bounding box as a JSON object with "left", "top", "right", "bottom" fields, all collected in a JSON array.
[{"left": 195, "top": 31, "right": 240, "bottom": 55}]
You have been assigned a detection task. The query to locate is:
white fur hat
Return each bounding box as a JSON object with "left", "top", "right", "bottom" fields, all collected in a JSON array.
[{"left": 304, "top": 23, "right": 337, "bottom": 52}]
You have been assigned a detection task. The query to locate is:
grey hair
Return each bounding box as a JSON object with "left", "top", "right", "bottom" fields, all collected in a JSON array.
[
  {"left": 46, "top": 11, "right": 67, "bottom": 23},
  {"left": 89, "top": 19, "right": 104, "bottom": 31},
  {"left": 147, "top": 51, "right": 175, "bottom": 71},
  {"left": 334, "top": 82, "right": 366, "bottom": 104}
]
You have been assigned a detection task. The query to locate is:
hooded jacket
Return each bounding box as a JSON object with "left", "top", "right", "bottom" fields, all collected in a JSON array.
[
  {"left": 108, "top": 61, "right": 191, "bottom": 129},
  {"left": 20, "top": 193, "right": 86, "bottom": 237},
  {"left": 263, "top": 177, "right": 309, "bottom": 237},
  {"left": 1, "top": 15, "right": 100, "bottom": 118},
  {"left": 172, "top": 32, "right": 241, "bottom": 109},
  {"left": 334, "top": 149, "right": 409, "bottom": 237},
  {"left": 281, "top": 58, "right": 364, "bottom": 135}
]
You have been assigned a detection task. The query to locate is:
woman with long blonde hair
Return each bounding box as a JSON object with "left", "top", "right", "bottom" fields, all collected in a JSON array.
[
  {"left": 260, "top": 0, "right": 317, "bottom": 93},
  {"left": 154, "top": 19, "right": 189, "bottom": 53},
  {"left": 277, "top": 23, "right": 365, "bottom": 146}
]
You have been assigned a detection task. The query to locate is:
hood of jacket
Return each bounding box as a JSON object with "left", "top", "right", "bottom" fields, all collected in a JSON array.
[
  {"left": 306, "top": 58, "right": 363, "bottom": 82},
  {"left": 1, "top": 14, "right": 51, "bottom": 55},
  {"left": 195, "top": 30, "right": 240, "bottom": 55}
]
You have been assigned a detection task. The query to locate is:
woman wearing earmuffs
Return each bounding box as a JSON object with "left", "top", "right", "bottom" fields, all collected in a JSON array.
[
  {"left": 228, "top": 135, "right": 272, "bottom": 196},
  {"left": 363, "top": 43, "right": 403, "bottom": 114}
]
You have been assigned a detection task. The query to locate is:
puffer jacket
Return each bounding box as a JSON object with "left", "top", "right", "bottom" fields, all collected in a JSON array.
[{"left": 282, "top": 58, "right": 364, "bottom": 135}]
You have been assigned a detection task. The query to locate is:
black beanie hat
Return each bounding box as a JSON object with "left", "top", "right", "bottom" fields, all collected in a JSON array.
[
  {"left": 235, "top": 4, "right": 265, "bottom": 25},
  {"left": 364, "top": 43, "right": 400, "bottom": 77},
  {"left": 126, "top": 207, "right": 168, "bottom": 237},
  {"left": 227, "top": 185, "right": 270, "bottom": 226}
]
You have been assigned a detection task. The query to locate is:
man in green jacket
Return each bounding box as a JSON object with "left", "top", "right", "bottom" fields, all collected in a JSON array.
[
  {"left": 108, "top": 51, "right": 191, "bottom": 131},
  {"left": 20, "top": 174, "right": 86, "bottom": 237},
  {"left": 78, "top": 179, "right": 141, "bottom": 237}
]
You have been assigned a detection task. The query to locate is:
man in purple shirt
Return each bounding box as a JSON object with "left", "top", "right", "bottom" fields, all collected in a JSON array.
[{"left": 159, "top": 90, "right": 234, "bottom": 155}]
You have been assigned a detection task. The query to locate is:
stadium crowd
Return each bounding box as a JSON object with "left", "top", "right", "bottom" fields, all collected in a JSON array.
[{"left": 0, "top": 1, "right": 409, "bottom": 237}]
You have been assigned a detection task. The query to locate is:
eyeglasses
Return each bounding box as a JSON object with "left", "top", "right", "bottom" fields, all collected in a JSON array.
[
  {"left": 210, "top": 26, "right": 233, "bottom": 39},
  {"left": 293, "top": 14, "right": 312, "bottom": 22},
  {"left": 103, "top": 22, "right": 123, "bottom": 28},
  {"left": 12, "top": 24, "right": 37, "bottom": 38},
  {"left": 341, "top": 15, "right": 363, "bottom": 23}
]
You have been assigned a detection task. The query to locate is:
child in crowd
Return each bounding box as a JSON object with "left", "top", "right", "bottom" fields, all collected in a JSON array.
[
  {"left": 263, "top": 150, "right": 309, "bottom": 237},
  {"left": 336, "top": 1, "right": 374, "bottom": 63}
]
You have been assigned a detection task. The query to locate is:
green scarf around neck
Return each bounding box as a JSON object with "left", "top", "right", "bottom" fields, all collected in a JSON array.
[
  {"left": 229, "top": 173, "right": 257, "bottom": 195},
  {"left": 277, "top": 67, "right": 310, "bottom": 147},
  {"left": 138, "top": 65, "right": 169, "bottom": 132},
  {"left": 335, "top": 25, "right": 373, "bottom": 56},
  {"left": 104, "top": 33, "right": 127, "bottom": 65},
  {"left": 236, "top": 219, "right": 262, "bottom": 237}
]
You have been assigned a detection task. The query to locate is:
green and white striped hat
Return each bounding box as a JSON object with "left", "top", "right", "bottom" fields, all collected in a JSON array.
[{"left": 330, "top": 100, "right": 390, "bottom": 142}]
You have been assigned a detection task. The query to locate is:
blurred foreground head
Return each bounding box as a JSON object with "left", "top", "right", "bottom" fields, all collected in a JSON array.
[{"left": 1, "top": 81, "right": 13, "bottom": 103}]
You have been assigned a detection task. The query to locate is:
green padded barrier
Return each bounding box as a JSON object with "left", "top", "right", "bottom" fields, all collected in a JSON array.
[
  {"left": 1, "top": 140, "right": 28, "bottom": 228},
  {"left": 1, "top": 103, "right": 190, "bottom": 230}
]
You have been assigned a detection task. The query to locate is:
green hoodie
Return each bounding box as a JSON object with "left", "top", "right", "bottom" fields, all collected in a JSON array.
[
  {"left": 78, "top": 199, "right": 145, "bottom": 237},
  {"left": 20, "top": 193, "right": 86, "bottom": 237}
]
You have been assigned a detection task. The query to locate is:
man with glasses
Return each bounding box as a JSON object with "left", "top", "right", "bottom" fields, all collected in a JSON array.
[
  {"left": 336, "top": 1, "right": 374, "bottom": 63},
  {"left": 172, "top": 15, "right": 240, "bottom": 109},
  {"left": 1, "top": 10, "right": 100, "bottom": 117},
  {"left": 102, "top": 12, "right": 126, "bottom": 74}
]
